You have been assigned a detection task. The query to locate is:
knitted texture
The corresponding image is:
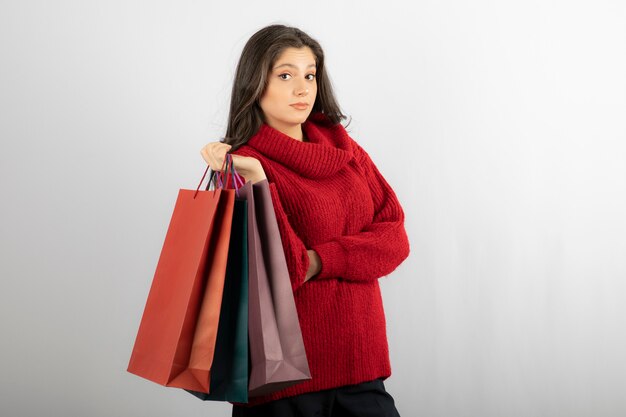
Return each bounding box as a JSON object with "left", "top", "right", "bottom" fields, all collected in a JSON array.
[{"left": 228, "top": 111, "right": 410, "bottom": 407}]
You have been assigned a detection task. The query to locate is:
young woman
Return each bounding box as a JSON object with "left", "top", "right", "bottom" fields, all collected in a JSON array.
[{"left": 200, "top": 24, "right": 410, "bottom": 417}]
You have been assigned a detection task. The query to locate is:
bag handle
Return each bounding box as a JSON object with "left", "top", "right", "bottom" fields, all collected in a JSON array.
[
  {"left": 215, "top": 153, "right": 244, "bottom": 195},
  {"left": 193, "top": 153, "right": 244, "bottom": 199}
]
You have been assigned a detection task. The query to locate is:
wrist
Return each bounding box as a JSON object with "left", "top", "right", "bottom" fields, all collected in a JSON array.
[
  {"left": 246, "top": 173, "right": 267, "bottom": 184},
  {"left": 242, "top": 161, "right": 266, "bottom": 184}
]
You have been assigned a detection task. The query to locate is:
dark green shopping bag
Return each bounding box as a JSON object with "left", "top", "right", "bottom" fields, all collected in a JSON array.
[{"left": 185, "top": 197, "right": 249, "bottom": 402}]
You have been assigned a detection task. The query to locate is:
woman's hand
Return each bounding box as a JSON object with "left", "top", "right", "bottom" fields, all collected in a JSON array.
[
  {"left": 305, "top": 249, "right": 321, "bottom": 282},
  {"left": 200, "top": 141, "right": 266, "bottom": 183}
]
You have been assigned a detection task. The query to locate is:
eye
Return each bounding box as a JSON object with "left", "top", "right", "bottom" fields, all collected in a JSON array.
[{"left": 278, "top": 73, "right": 317, "bottom": 80}]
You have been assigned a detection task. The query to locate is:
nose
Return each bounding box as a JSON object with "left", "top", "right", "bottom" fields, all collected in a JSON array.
[{"left": 296, "top": 82, "right": 308, "bottom": 96}]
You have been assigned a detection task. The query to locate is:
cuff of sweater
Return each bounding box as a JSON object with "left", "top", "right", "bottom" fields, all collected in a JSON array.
[{"left": 311, "top": 240, "right": 348, "bottom": 280}]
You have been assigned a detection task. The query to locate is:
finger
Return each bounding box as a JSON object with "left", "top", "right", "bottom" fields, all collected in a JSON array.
[
  {"left": 201, "top": 142, "right": 231, "bottom": 170},
  {"left": 201, "top": 143, "right": 220, "bottom": 171},
  {"left": 216, "top": 143, "right": 234, "bottom": 172},
  {"left": 213, "top": 144, "right": 229, "bottom": 172},
  {"left": 200, "top": 146, "right": 212, "bottom": 166}
]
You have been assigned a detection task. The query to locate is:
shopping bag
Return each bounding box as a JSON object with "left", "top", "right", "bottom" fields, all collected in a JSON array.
[
  {"left": 246, "top": 179, "right": 312, "bottom": 397},
  {"left": 127, "top": 160, "right": 236, "bottom": 393},
  {"left": 185, "top": 195, "right": 249, "bottom": 402}
]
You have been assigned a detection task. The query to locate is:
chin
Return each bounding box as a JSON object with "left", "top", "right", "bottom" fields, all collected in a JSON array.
[
  {"left": 282, "top": 114, "right": 308, "bottom": 125},
  {"left": 293, "top": 111, "right": 311, "bottom": 122}
]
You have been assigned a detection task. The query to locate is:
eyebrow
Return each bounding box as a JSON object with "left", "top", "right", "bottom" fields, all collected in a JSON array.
[{"left": 273, "top": 63, "right": 317, "bottom": 71}]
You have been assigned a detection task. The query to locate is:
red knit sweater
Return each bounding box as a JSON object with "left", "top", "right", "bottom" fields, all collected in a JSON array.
[{"left": 228, "top": 111, "right": 410, "bottom": 407}]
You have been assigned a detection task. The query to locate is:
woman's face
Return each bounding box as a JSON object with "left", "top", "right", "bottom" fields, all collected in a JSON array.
[{"left": 259, "top": 46, "right": 318, "bottom": 135}]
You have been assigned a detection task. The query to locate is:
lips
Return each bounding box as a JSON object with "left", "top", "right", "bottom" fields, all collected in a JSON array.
[{"left": 291, "top": 103, "right": 308, "bottom": 109}]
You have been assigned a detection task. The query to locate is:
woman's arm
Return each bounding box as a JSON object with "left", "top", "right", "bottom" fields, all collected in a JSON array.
[
  {"left": 309, "top": 141, "right": 411, "bottom": 282},
  {"left": 204, "top": 141, "right": 319, "bottom": 292},
  {"left": 230, "top": 147, "right": 317, "bottom": 293}
]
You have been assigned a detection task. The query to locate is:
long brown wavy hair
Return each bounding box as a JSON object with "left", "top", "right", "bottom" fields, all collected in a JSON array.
[{"left": 222, "top": 24, "right": 351, "bottom": 151}]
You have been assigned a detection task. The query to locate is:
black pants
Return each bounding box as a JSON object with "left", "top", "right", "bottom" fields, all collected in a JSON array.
[{"left": 232, "top": 378, "right": 401, "bottom": 417}]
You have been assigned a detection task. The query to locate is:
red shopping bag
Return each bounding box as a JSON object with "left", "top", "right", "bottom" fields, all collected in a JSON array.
[{"left": 127, "top": 160, "right": 238, "bottom": 393}]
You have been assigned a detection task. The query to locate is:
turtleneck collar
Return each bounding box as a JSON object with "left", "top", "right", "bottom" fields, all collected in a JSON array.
[{"left": 246, "top": 112, "right": 354, "bottom": 179}]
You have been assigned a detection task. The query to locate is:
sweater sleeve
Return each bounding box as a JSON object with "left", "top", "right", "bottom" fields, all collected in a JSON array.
[
  {"left": 268, "top": 181, "right": 311, "bottom": 294},
  {"left": 310, "top": 142, "right": 410, "bottom": 282}
]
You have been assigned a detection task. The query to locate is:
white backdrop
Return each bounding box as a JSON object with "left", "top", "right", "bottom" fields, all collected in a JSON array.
[{"left": 1, "top": 1, "right": 625, "bottom": 416}]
